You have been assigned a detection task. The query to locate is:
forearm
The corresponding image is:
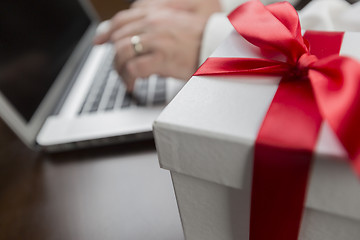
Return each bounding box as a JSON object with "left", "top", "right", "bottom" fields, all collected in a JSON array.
[{"left": 199, "top": 13, "right": 233, "bottom": 65}]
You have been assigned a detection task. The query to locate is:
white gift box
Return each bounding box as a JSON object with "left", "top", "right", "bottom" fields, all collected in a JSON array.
[{"left": 153, "top": 31, "right": 360, "bottom": 240}]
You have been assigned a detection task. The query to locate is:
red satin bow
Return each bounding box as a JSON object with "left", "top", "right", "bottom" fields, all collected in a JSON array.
[
  {"left": 195, "top": 0, "right": 360, "bottom": 179},
  {"left": 194, "top": 0, "right": 360, "bottom": 239}
]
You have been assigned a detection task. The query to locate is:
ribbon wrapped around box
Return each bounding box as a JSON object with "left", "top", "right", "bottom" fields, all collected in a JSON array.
[{"left": 154, "top": 1, "right": 360, "bottom": 239}]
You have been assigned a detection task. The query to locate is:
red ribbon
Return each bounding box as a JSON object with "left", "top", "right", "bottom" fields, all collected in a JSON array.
[{"left": 194, "top": 0, "right": 360, "bottom": 239}]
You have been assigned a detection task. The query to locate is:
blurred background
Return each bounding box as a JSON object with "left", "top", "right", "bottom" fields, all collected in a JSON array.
[{"left": 90, "top": 0, "right": 131, "bottom": 20}]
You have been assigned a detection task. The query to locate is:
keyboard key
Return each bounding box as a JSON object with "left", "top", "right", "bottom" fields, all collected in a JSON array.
[
  {"left": 89, "top": 75, "right": 108, "bottom": 112},
  {"left": 105, "top": 80, "right": 120, "bottom": 110},
  {"left": 121, "top": 92, "right": 132, "bottom": 108},
  {"left": 153, "top": 89, "right": 166, "bottom": 105},
  {"left": 153, "top": 77, "right": 166, "bottom": 105}
]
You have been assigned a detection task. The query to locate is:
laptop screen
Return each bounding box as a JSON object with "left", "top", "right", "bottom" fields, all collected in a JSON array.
[{"left": 0, "top": 0, "right": 91, "bottom": 122}]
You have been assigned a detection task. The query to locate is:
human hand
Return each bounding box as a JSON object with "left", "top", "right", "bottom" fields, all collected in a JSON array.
[
  {"left": 131, "top": 0, "right": 222, "bottom": 18},
  {"left": 94, "top": 7, "right": 207, "bottom": 92}
]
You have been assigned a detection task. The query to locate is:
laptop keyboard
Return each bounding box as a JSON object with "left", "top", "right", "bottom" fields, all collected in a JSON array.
[{"left": 78, "top": 45, "right": 167, "bottom": 115}]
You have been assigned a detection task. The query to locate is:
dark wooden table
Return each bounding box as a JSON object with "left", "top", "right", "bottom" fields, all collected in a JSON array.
[
  {"left": 0, "top": 118, "right": 183, "bottom": 240},
  {"left": 0, "top": 2, "right": 183, "bottom": 239}
]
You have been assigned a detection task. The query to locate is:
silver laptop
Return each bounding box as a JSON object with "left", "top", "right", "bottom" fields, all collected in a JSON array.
[{"left": 0, "top": 0, "right": 184, "bottom": 151}]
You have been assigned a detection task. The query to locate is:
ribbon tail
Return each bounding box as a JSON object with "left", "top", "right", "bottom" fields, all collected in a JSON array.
[
  {"left": 252, "top": 75, "right": 322, "bottom": 240},
  {"left": 310, "top": 56, "right": 360, "bottom": 174},
  {"left": 194, "top": 57, "right": 289, "bottom": 76}
]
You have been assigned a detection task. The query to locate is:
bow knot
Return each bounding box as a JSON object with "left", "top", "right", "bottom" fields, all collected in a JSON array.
[{"left": 292, "top": 53, "right": 318, "bottom": 79}]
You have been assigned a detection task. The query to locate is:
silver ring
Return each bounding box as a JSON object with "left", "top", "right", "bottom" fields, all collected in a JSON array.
[{"left": 131, "top": 35, "right": 143, "bottom": 55}]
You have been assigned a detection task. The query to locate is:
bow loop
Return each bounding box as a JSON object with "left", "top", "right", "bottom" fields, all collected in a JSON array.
[{"left": 228, "top": 0, "right": 308, "bottom": 64}]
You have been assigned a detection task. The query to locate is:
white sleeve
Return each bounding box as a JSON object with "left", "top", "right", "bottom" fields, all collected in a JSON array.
[
  {"left": 199, "top": 13, "right": 233, "bottom": 65},
  {"left": 220, "top": 0, "right": 301, "bottom": 13},
  {"left": 219, "top": 0, "right": 250, "bottom": 13},
  {"left": 299, "top": 0, "right": 360, "bottom": 32}
]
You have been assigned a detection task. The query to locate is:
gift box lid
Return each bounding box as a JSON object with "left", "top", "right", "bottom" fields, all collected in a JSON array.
[{"left": 153, "top": 31, "right": 360, "bottom": 221}]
